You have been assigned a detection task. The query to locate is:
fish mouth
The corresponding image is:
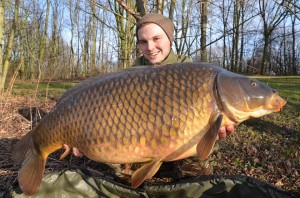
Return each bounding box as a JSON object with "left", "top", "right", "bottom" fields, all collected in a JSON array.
[{"left": 269, "top": 93, "right": 287, "bottom": 112}]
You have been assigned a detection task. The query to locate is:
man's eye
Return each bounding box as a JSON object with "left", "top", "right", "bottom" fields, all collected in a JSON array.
[
  {"left": 139, "top": 41, "right": 146, "bottom": 44},
  {"left": 154, "top": 37, "right": 160, "bottom": 41}
]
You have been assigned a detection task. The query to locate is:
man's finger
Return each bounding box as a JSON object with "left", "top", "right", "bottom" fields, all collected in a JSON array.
[{"left": 218, "top": 127, "right": 227, "bottom": 138}]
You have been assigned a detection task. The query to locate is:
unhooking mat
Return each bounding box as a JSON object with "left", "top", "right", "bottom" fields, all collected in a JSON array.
[{"left": 8, "top": 169, "right": 298, "bottom": 198}]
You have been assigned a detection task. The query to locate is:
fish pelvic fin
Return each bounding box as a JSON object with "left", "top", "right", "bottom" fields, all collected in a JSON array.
[
  {"left": 131, "top": 159, "right": 163, "bottom": 189},
  {"left": 197, "top": 114, "right": 223, "bottom": 161},
  {"left": 12, "top": 133, "right": 46, "bottom": 196},
  {"left": 59, "top": 144, "right": 72, "bottom": 160}
]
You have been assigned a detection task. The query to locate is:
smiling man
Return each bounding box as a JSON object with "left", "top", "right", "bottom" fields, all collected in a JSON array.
[{"left": 133, "top": 13, "right": 190, "bottom": 65}]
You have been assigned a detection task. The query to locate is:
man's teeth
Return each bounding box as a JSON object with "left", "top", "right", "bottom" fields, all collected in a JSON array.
[{"left": 149, "top": 52, "right": 159, "bottom": 56}]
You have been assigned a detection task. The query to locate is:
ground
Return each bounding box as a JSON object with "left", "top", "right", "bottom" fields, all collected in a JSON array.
[{"left": 0, "top": 90, "right": 299, "bottom": 196}]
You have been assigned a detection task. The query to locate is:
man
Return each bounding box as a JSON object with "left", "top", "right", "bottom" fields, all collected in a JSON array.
[{"left": 133, "top": 13, "right": 235, "bottom": 139}]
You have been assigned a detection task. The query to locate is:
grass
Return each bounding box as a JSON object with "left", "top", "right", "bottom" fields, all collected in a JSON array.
[
  {"left": 252, "top": 76, "right": 300, "bottom": 100},
  {"left": 10, "top": 76, "right": 300, "bottom": 99},
  {"left": 9, "top": 80, "right": 78, "bottom": 99}
]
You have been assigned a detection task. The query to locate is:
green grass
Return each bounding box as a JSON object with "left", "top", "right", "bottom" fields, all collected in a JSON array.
[
  {"left": 9, "top": 80, "right": 78, "bottom": 99},
  {"left": 10, "top": 76, "right": 300, "bottom": 99},
  {"left": 252, "top": 76, "right": 300, "bottom": 100}
]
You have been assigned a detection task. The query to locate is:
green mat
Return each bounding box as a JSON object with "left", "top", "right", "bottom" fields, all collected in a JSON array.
[{"left": 8, "top": 169, "right": 297, "bottom": 198}]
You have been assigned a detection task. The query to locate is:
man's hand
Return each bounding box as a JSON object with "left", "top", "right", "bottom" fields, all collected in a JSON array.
[
  {"left": 72, "top": 147, "right": 84, "bottom": 157},
  {"left": 217, "top": 125, "right": 235, "bottom": 140}
]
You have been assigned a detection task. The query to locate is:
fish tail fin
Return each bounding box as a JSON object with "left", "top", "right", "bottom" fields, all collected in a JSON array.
[{"left": 12, "top": 133, "right": 46, "bottom": 196}]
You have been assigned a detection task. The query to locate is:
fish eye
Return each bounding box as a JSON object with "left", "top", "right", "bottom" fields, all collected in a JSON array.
[{"left": 251, "top": 81, "right": 257, "bottom": 87}]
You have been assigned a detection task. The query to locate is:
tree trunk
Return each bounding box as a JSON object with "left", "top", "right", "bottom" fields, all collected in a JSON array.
[
  {"left": 18, "top": 13, "right": 25, "bottom": 80},
  {"left": 82, "top": 14, "right": 91, "bottom": 77},
  {"left": 221, "top": 0, "right": 227, "bottom": 68},
  {"left": 261, "top": 30, "right": 270, "bottom": 75},
  {"left": 156, "top": 0, "right": 164, "bottom": 14},
  {"left": 259, "top": 0, "right": 288, "bottom": 75},
  {"left": 50, "top": 0, "right": 58, "bottom": 79},
  {"left": 124, "top": 0, "right": 135, "bottom": 69},
  {"left": 38, "top": 0, "right": 50, "bottom": 80},
  {"left": 90, "top": 1, "right": 97, "bottom": 75},
  {"left": 113, "top": 0, "right": 135, "bottom": 69},
  {"left": 239, "top": 0, "right": 244, "bottom": 73},
  {"left": 100, "top": 12, "right": 105, "bottom": 69},
  {"left": 27, "top": 1, "right": 37, "bottom": 80},
  {"left": 75, "top": 0, "right": 81, "bottom": 77},
  {"left": 0, "top": 0, "right": 19, "bottom": 94},
  {"left": 69, "top": 0, "right": 75, "bottom": 78},
  {"left": 200, "top": 0, "right": 207, "bottom": 62},
  {"left": 169, "top": 0, "right": 175, "bottom": 21},
  {"left": 136, "top": 0, "right": 147, "bottom": 16},
  {"left": 231, "top": 0, "right": 239, "bottom": 72},
  {"left": 0, "top": 0, "right": 4, "bottom": 93},
  {"left": 291, "top": 5, "right": 296, "bottom": 75}
]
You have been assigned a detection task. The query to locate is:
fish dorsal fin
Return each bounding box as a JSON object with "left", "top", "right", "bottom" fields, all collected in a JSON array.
[
  {"left": 197, "top": 114, "right": 223, "bottom": 161},
  {"left": 131, "top": 159, "right": 163, "bottom": 188}
]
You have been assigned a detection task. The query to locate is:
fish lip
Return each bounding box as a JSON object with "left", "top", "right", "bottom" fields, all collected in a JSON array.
[{"left": 271, "top": 94, "right": 287, "bottom": 112}]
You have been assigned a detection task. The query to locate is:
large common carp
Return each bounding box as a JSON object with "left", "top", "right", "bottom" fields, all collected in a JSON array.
[{"left": 12, "top": 63, "right": 286, "bottom": 195}]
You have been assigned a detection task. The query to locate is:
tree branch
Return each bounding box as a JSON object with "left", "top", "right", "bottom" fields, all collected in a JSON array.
[{"left": 115, "top": 0, "right": 140, "bottom": 20}]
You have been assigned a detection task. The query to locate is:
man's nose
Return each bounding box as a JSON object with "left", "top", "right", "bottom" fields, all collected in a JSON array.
[{"left": 147, "top": 41, "right": 154, "bottom": 50}]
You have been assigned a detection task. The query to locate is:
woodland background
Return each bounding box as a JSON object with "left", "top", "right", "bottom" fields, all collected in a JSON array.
[{"left": 0, "top": 0, "right": 300, "bottom": 94}]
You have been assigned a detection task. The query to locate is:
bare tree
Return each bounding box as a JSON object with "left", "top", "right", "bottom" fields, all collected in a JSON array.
[
  {"left": 68, "top": 0, "right": 75, "bottom": 78},
  {"left": 17, "top": 2, "right": 25, "bottom": 80},
  {"left": 230, "top": 0, "right": 241, "bottom": 72},
  {"left": 0, "top": 0, "right": 19, "bottom": 94},
  {"left": 136, "top": 0, "right": 147, "bottom": 16},
  {"left": 0, "top": 0, "right": 5, "bottom": 93},
  {"left": 24, "top": 0, "right": 38, "bottom": 80},
  {"left": 110, "top": 0, "right": 135, "bottom": 69},
  {"left": 37, "top": 0, "right": 50, "bottom": 81},
  {"left": 156, "top": 0, "right": 164, "bottom": 14},
  {"left": 291, "top": 0, "right": 298, "bottom": 74},
  {"left": 238, "top": 0, "right": 245, "bottom": 72},
  {"left": 200, "top": 0, "right": 208, "bottom": 62},
  {"left": 219, "top": 0, "right": 232, "bottom": 69},
  {"left": 169, "top": 0, "right": 175, "bottom": 20},
  {"left": 174, "top": 0, "right": 193, "bottom": 57},
  {"left": 258, "top": 0, "right": 288, "bottom": 74},
  {"left": 90, "top": 1, "right": 98, "bottom": 75}
]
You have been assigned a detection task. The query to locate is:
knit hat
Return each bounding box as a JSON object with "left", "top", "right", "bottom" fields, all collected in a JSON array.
[{"left": 136, "top": 13, "right": 174, "bottom": 42}]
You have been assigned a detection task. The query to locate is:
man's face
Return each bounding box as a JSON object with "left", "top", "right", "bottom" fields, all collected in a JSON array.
[{"left": 137, "top": 23, "right": 171, "bottom": 64}]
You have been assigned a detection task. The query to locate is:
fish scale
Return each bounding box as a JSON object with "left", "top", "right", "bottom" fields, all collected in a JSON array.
[{"left": 12, "top": 63, "right": 286, "bottom": 195}]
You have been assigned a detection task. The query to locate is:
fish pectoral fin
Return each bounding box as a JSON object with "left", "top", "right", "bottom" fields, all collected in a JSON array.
[
  {"left": 131, "top": 159, "right": 163, "bottom": 189},
  {"left": 197, "top": 114, "right": 223, "bottom": 161},
  {"left": 12, "top": 133, "right": 46, "bottom": 196}
]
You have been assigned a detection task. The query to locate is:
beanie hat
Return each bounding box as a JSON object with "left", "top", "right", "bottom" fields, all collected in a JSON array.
[{"left": 136, "top": 13, "right": 174, "bottom": 42}]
